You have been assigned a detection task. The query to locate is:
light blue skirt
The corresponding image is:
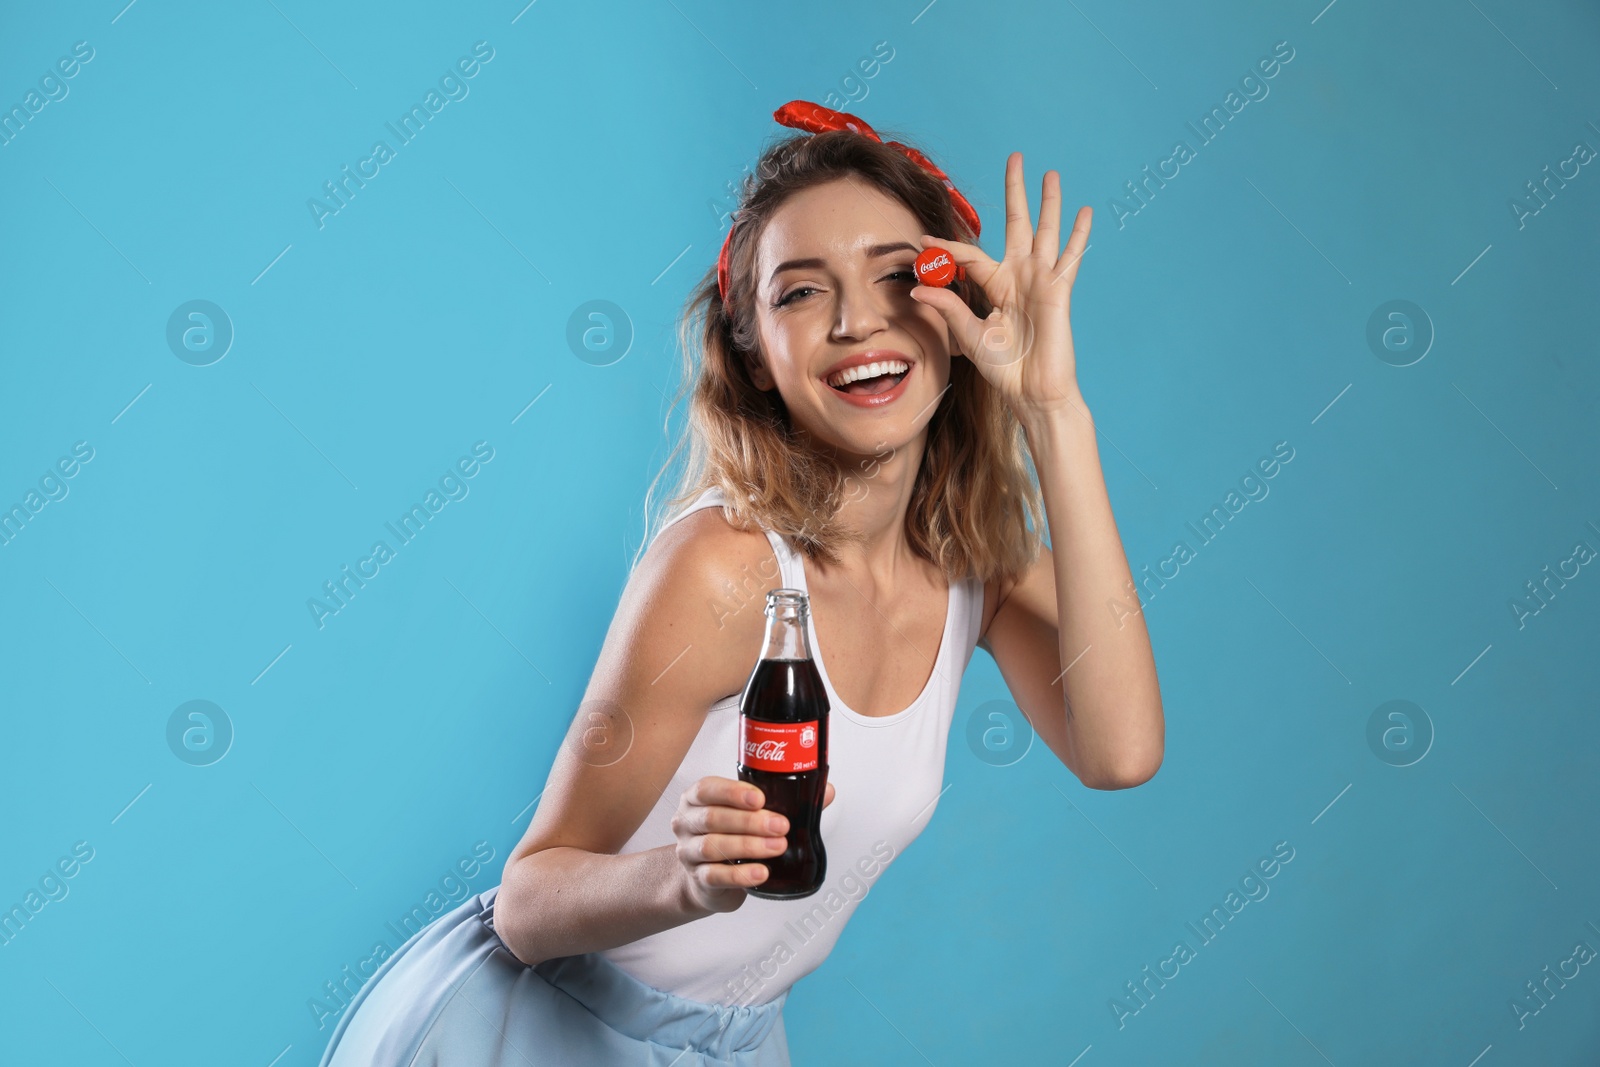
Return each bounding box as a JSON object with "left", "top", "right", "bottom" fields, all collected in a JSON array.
[{"left": 318, "top": 885, "right": 791, "bottom": 1066}]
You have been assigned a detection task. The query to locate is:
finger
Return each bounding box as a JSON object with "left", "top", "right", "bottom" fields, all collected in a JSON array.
[
  {"left": 700, "top": 860, "right": 765, "bottom": 889},
  {"left": 1051, "top": 206, "right": 1093, "bottom": 286},
  {"left": 1034, "top": 170, "right": 1062, "bottom": 261},
  {"left": 916, "top": 232, "right": 1009, "bottom": 312},
  {"left": 823, "top": 781, "right": 835, "bottom": 807},
  {"left": 694, "top": 777, "right": 763, "bottom": 811},
  {"left": 917, "top": 232, "right": 999, "bottom": 283},
  {"left": 697, "top": 804, "right": 787, "bottom": 836},
  {"left": 692, "top": 832, "right": 786, "bottom": 865},
  {"left": 909, "top": 284, "right": 987, "bottom": 361},
  {"left": 674, "top": 803, "right": 774, "bottom": 840},
  {"left": 1003, "top": 152, "right": 1033, "bottom": 261}
]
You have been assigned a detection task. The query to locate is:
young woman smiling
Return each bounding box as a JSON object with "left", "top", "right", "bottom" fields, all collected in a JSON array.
[{"left": 319, "top": 100, "right": 1163, "bottom": 1067}]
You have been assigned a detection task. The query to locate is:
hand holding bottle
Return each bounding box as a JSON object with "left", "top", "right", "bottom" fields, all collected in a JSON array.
[{"left": 672, "top": 775, "right": 836, "bottom": 914}]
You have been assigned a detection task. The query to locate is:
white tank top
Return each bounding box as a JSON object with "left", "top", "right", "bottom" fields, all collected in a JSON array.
[{"left": 596, "top": 485, "right": 984, "bottom": 1006}]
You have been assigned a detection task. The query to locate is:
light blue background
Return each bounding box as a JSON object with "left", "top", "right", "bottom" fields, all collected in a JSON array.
[{"left": 2, "top": 0, "right": 1597, "bottom": 1063}]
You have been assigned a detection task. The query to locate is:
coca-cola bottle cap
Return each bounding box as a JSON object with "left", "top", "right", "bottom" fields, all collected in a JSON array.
[{"left": 914, "top": 245, "right": 964, "bottom": 287}]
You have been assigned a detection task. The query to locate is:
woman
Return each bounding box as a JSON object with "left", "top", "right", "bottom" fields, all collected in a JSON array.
[{"left": 319, "top": 100, "right": 1163, "bottom": 1067}]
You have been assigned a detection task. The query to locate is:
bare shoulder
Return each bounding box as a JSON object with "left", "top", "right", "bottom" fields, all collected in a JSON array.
[
  {"left": 505, "top": 502, "right": 781, "bottom": 864},
  {"left": 647, "top": 504, "right": 786, "bottom": 660},
  {"left": 655, "top": 500, "right": 782, "bottom": 574}
]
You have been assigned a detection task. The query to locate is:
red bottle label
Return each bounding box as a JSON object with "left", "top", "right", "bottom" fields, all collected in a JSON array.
[{"left": 740, "top": 717, "right": 821, "bottom": 773}]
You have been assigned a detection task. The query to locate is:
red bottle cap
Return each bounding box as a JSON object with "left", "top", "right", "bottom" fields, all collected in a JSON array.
[{"left": 914, "top": 246, "right": 962, "bottom": 287}]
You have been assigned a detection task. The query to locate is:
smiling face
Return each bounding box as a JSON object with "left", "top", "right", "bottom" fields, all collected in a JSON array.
[{"left": 747, "top": 177, "right": 956, "bottom": 464}]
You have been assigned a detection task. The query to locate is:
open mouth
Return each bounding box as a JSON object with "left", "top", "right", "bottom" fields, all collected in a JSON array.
[{"left": 825, "top": 360, "right": 912, "bottom": 397}]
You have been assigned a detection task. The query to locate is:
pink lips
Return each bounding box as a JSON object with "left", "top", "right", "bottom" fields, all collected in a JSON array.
[{"left": 825, "top": 361, "right": 914, "bottom": 408}]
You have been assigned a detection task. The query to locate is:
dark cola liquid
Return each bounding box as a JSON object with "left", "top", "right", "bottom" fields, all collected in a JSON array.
[{"left": 737, "top": 657, "right": 829, "bottom": 899}]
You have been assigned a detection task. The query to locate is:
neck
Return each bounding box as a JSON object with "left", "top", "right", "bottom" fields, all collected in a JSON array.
[{"left": 811, "top": 430, "right": 930, "bottom": 585}]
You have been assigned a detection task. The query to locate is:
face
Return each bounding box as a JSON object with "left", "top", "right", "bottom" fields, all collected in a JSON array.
[{"left": 747, "top": 178, "right": 956, "bottom": 465}]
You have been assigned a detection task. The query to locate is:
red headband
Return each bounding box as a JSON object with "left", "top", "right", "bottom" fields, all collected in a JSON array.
[{"left": 716, "top": 100, "right": 982, "bottom": 307}]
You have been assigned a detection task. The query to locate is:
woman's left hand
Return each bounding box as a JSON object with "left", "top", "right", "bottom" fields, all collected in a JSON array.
[{"left": 910, "top": 152, "right": 1091, "bottom": 425}]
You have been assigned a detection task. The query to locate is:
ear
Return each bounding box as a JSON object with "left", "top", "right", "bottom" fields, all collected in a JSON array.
[{"left": 745, "top": 351, "right": 774, "bottom": 391}]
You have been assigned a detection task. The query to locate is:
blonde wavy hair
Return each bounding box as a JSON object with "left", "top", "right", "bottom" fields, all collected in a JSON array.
[{"left": 635, "top": 125, "right": 1045, "bottom": 587}]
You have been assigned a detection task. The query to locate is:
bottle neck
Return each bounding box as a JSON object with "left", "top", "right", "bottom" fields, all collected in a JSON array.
[{"left": 761, "top": 603, "right": 814, "bottom": 661}]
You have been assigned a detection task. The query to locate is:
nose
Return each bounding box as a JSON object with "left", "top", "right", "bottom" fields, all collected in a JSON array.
[{"left": 828, "top": 277, "right": 890, "bottom": 343}]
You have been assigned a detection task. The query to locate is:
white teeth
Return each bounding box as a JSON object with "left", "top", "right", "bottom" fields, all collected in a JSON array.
[{"left": 826, "top": 360, "right": 910, "bottom": 388}]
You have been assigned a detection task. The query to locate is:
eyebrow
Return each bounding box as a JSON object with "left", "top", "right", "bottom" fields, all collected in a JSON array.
[{"left": 768, "top": 241, "right": 920, "bottom": 285}]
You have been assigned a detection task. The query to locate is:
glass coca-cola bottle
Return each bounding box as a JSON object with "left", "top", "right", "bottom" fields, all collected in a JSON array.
[{"left": 735, "top": 588, "right": 829, "bottom": 899}]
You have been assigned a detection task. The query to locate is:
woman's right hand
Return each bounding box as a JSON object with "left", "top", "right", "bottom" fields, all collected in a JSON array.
[{"left": 671, "top": 775, "right": 836, "bottom": 914}]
